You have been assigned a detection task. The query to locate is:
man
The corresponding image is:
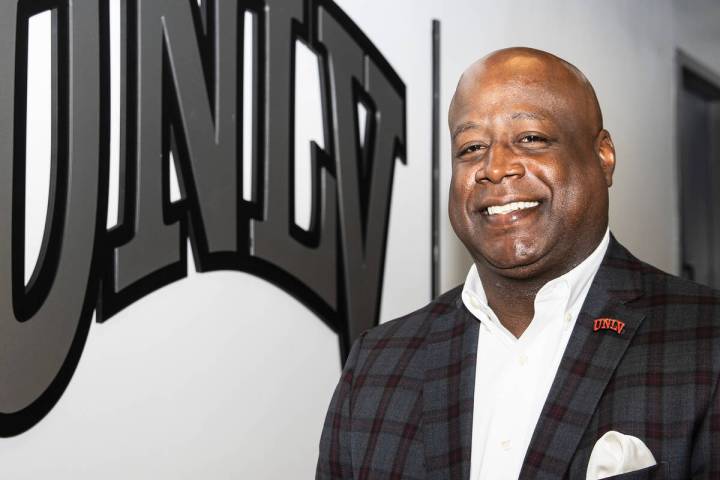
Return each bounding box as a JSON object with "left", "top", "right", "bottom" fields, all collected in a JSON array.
[{"left": 316, "top": 47, "right": 720, "bottom": 479}]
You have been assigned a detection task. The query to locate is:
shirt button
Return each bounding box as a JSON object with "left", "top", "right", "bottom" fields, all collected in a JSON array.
[
  {"left": 564, "top": 312, "right": 572, "bottom": 323},
  {"left": 501, "top": 440, "right": 512, "bottom": 451},
  {"left": 518, "top": 354, "right": 528, "bottom": 366}
]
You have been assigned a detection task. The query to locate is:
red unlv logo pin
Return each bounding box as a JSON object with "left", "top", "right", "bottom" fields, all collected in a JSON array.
[{"left": 593, "top": 318, "right": 626, "bottom": 334}]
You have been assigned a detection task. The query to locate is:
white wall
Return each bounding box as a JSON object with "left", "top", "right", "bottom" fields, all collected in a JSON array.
[{"left": 2, "top": 1, "right": 718, "bottom": 478}]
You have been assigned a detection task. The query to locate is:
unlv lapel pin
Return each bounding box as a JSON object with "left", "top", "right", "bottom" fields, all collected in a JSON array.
[{"left": 593, "top": 318, "right": 625, "bottom": 335}]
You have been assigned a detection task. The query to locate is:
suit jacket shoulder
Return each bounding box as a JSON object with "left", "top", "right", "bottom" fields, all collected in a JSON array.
[
  {"left": 364, "top": 285, "right": 465, "bottom": 339},
  {"left": 317, "top": 285, "right": 477, "bottom": 479}
]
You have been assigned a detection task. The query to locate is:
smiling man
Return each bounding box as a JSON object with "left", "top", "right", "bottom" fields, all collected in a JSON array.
[{"left": 317, "top": 48, "right": 720, "bottom": 479}]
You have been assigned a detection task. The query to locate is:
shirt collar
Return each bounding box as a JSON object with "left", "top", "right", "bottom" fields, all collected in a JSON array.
[{"left": 462, "top": 228, "right": 610, "bottom": 325}]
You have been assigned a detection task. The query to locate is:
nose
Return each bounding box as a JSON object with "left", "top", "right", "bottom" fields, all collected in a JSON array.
[{"left": 474, "top": 143, "right": 525, "bottom": 184}]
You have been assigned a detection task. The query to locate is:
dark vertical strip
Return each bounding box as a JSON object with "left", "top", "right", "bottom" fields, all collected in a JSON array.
[{"left": 431, "top": 19, "right": 440, "bottom": 299}]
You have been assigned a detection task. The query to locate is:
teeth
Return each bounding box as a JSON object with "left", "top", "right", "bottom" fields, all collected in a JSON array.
[{"left": 486, "top": 201, "right": 539, "bottom": 216}]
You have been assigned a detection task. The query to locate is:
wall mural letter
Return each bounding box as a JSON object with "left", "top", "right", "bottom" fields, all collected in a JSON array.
[
  {"left": 0, "top": 0, "right": 107, "bottom": 436},
  {"left": 249, "top": 0, "right": 339, "bottom": 322},
  {"left": 317, "top": 2, "right": 406, "bottom": 349},
  {"left": 99, "top": 0, "right": 242, "bottom": 318}
]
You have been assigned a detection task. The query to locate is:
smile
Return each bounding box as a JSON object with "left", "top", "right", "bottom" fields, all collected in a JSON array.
[{"left": 484, "top": 201, "right": 540, "bottom": 216}]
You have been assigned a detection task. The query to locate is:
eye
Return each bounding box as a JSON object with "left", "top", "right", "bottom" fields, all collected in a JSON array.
[
  {"left": 458, "top": 143, "right": 487, "bottom": 156},
  {"left": 519, "top": 134, "right": 547, "bottom": 144}
]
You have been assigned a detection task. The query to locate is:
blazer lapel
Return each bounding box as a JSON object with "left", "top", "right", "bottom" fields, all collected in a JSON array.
[
  {"left": 519, "top": 236, "right": 647, "bottom": 479},
  {"left": 423, "top": 298, "right": 478, "bottom": 480}
]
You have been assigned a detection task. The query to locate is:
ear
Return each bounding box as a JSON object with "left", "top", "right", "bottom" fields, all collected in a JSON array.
[{"left": 595, "top": 129, "right": 616, "bottom": 187}]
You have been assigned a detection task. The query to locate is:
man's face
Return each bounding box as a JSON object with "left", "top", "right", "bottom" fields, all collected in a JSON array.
[{"left": 448, "top": 57, "right": 614, "bottom": 280}]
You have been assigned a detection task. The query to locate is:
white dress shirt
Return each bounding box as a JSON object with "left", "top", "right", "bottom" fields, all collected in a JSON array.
[{"left": 464, "top": 229, "right": 610, "bottom": 480}]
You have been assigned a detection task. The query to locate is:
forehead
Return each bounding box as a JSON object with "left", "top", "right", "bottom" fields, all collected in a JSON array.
[
  {"left": 449, "top": 56, "right": 591, "bottom": 131},
  {"left": 450, "top": 88, "right": 580, "bottom": 146}
]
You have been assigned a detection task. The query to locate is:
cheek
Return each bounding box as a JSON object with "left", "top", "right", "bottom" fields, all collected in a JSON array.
[
  {"left": 448, "top": 168, "right": 474, "bottom": 208},
  {"left": 543, "top": 163, "right": 606, "bottom": 229},
  {"left": 536, "top": 160, "right": 583, "bottom": 207},
  {"left": 448, "top": 168, "right": 476, "bottom": 235}
]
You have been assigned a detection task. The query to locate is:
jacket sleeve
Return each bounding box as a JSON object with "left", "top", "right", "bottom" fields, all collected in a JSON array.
[
  {"left": 316, "top": 333, "right": 366, "bottom": 479},
  {"left": 690, "top": 368, "right": 720, "bottom": 476}
]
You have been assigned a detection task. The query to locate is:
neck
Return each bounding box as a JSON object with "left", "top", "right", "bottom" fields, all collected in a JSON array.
[
  {"left": 476, "top": 271, "right": 543, "bottom": 338},
  {"left": 474, "top": 228, "right": 608, "bottom": 338}
]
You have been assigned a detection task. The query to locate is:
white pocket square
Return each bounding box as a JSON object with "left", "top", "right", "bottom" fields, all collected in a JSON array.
[{"left": 586, "top": 431, "right": 657, "bottom": 480}]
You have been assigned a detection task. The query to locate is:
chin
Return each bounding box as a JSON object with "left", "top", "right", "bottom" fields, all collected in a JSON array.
[{"left": 477, "top": 239, "right": 550, "bottom": 277}]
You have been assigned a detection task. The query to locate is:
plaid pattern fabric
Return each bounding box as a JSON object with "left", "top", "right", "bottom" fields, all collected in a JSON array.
[{"left": 316, "top": 236, "right": 720, "bottom": 479}]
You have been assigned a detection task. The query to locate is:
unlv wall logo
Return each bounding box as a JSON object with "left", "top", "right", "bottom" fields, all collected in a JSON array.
[{"left": 0, "top": 0, "right": 405, "bottom": 436}]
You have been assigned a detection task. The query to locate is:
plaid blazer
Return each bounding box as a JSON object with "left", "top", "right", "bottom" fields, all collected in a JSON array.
[{"left": 316, "top": 236, "right": 720, "bottom": 479}]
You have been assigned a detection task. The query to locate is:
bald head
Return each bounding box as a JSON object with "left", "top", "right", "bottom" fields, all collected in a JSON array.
[{"left": 449, "top": 47, "right": 603, "bottom": 134}]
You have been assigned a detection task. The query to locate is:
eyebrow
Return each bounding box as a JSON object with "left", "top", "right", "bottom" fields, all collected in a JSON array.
[
  {"left": 451, "top": 122, "right": 482, "bottom": 141},
  {"left": 451, "top": 112, "right": 547, "bottom": 141},
  {"left": 511, "top": 111, "right": 546, "bottom": 121}
]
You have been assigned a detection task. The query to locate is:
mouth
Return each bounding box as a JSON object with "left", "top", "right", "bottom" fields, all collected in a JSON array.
[{"left": 482, "top": 200, "right": 541, "bottom": 216}]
